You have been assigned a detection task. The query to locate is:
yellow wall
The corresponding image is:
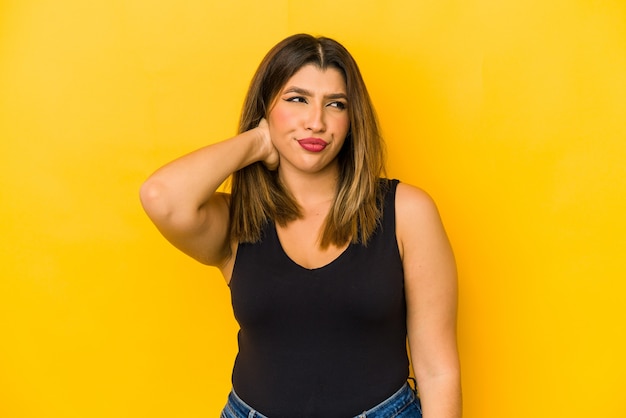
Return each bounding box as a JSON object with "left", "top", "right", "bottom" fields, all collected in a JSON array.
[{"left": 1, "top": 1, "right": 625, "bottom": 417}]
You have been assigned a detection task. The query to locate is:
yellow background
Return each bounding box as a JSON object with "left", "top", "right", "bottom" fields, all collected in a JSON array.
[{"left": 1, "top": 0, "right": 625, "bottom": 417}]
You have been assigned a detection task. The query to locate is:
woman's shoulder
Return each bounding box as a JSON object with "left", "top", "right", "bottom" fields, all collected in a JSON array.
[
  {"left": 392, "top": 180, "right": 441, "bottom": 226},
  {"left": 391, "top": 181, "right": 450, "bottom": 262},
  {"left": 380, "top": 178, "right": 436, "bottom": 207}
]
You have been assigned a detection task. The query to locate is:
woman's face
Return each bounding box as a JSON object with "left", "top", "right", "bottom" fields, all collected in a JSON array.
[{"left": 267, "top": 64, "right": 350, "bottom": 176}]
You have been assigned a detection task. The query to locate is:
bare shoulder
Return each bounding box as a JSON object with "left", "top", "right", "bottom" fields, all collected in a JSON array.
[
  {"left": 394, "top": 182, "right": 450, "bottom": 259},
  {"left": 395, "top": 182, "right": 441, "bottom": 226}
]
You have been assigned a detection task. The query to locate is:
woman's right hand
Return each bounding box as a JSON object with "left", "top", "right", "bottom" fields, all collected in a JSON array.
[{"left": 256, "top": 118, "right": 279, "bottom": 170}]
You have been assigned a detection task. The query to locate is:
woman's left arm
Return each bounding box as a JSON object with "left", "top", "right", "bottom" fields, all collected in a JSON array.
[{"left": 396, "top": 183, "right": 462, "bottom": 418}]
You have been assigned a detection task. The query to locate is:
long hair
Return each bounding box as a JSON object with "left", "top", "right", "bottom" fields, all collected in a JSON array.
[{"left": 230, "top": 34, "right": 386, "bottom": 248}]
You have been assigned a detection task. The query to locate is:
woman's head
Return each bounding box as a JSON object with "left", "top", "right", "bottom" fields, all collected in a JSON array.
[
  {"left": 232, "top": 34, "right": 386, "bottom": 246},
  {"left": 240, "top": 34, "right": 384, "bottom": 176}
]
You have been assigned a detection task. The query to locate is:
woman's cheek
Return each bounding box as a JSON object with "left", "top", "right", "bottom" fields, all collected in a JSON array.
[{"left": 268, "top": 105, "right": 294, "bottom": 133}]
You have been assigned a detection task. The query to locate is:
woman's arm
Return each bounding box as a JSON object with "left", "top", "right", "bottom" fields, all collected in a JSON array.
[
  {"left": 396, "top": 183, "right": 462, "bottom": 418},
  {"left": 139, "top": 120, "right": 277, "bottom": 270}
]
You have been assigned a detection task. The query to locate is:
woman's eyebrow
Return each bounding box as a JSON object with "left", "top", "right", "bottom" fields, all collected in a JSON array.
[
  {"left": 283, "top": 86, "right": 312, "bottom": 96},
  {"left": 325, "top": 93, "right": 348, "bottom": 101},
  {"left": 282, "top": 86, "right": 348, "bottom": 100}
]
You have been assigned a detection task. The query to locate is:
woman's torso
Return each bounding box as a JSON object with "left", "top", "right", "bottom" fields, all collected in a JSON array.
[{"left": 227, "top": 179, "right": 409, "bottom": 418}]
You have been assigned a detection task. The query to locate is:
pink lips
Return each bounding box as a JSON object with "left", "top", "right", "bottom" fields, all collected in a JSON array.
[{"left": 297, "top": 137, "right": 328, "bottom": 152}]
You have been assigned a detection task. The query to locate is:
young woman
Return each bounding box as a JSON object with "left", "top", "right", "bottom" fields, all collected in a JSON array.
[{"left": 140, "top": 34, "right": 461, "bottom": 418}]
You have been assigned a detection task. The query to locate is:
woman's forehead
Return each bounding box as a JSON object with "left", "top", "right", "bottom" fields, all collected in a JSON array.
[{"left": 281, "top": 64, "right": 347, "bottom": 94}]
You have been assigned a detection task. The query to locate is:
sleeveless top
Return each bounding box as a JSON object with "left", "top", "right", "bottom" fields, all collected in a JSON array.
[{"left": 229, "top": 179, "right": 409, "bottom": 418}]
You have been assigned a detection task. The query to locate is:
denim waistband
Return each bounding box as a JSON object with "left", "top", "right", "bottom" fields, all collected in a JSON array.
[
  {"left": 222, "top": 381, "right": 421, "bottom": 418},
  {"left": 223, "top": 389, "right": 269, "bottom": 418}
]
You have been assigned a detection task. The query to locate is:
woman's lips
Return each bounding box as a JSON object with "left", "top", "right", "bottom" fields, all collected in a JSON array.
[{"left": 297, "top": 137, "right": 328, "bottom": 152}]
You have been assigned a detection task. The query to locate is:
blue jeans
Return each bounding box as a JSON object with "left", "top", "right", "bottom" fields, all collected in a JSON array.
[{"left": 220, "top": 381, "right": 422, "bottom": 418}]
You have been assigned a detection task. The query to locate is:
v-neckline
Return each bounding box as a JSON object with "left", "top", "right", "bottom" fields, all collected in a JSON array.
[{"left": 271, "top": 222, "right": 352, "bottom": 272}]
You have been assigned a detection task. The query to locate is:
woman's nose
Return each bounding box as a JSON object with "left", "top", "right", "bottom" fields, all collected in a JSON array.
[{"left": 305, "top": 106, "right": 326, "bottom": 132}]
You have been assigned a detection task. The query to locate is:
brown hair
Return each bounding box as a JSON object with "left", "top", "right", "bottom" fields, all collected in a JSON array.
[{"left": 230, "top": 33, "right": 386, "bottom": 247}]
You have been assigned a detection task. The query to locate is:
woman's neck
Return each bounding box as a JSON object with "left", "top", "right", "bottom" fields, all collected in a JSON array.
[{"left": 278, "top": 165, "right": 339, "bottom": 208}]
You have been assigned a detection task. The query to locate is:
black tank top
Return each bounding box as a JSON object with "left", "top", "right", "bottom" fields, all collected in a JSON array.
[{"left": 229, "top": 179, "right": 409, "bottom": 418}]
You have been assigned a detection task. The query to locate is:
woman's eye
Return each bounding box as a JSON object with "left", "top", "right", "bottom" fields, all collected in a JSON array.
[
  {"left": 328, "top": 101, "right": 347, "bottom": 110},
  {"left": 285, "top": 96, "right": 307, "bottom": 103}
]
